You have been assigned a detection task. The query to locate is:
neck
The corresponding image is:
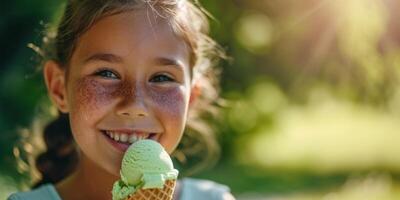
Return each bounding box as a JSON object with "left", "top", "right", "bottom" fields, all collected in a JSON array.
[{"left": 56, "top": 154, "right": 118, "bottom": 200}]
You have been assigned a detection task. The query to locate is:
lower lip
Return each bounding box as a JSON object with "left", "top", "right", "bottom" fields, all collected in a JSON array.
[{"left": 101, "top": 131, "right": 131, "bottom": 153}]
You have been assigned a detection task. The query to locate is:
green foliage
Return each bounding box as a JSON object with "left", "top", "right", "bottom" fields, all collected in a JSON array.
[{"left": 3, "top": 0, "right": 400, "bottom": 199}]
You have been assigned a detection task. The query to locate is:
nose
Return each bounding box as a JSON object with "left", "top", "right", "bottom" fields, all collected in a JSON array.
[
  {"left": 117, "top": 100, "right": 149, "bottom": 118},
  {"left": 116, "top": 88, "right": 149, "bottom": 118}
]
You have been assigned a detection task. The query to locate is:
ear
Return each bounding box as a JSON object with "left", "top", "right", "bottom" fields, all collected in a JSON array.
[
  {"left": 43, "top": 60, "right": 69, "bottom": 113},
  {"left": 189, "top": 80, "right": 201, "bottom": 107}
]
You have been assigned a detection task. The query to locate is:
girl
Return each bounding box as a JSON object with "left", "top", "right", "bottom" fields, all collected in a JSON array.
[{"left": 8, "top": 0, "right": 234, "bottom": 199}]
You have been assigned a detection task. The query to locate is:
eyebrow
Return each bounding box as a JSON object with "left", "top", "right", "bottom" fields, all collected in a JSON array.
[
  {"left": 83, "top": 53, "right": 185, "bottom": 70},
  {"left": 154, "top": 57, "right": 185, "bottom": 70},
  {"left": 83, "top": 53, "right": 123, "bottom": 64}
]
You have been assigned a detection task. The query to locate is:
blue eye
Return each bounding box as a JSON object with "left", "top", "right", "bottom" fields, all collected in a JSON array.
[
  {"left": 150, "top": 74, "right": 175, "bottom": 82},
  {"left": 94, "top": 69, "right": 119, "bottom": 79}
]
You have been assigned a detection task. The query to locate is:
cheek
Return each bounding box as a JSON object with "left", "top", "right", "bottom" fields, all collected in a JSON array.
[
  {"left": 72, "top": 78, "right": 117, "bottom": 111},
  {"left": 149, "top": 87, "right": 187, "bottom": 119},
  {"left": 149, "top": 87, "right": 188, "bottom": 153}
]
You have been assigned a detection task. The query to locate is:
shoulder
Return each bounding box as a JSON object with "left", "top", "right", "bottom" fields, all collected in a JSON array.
[
  {"left": 7, "top": 184, "right": 61, "bottom": 200},
  {"left": 179, "top": 178, "right": 235, "bottom": 200}
]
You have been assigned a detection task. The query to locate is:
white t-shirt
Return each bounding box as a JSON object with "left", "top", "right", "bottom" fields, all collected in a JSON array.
[{"left": 8, "top": 178, "right": 234, "bottom": 200}]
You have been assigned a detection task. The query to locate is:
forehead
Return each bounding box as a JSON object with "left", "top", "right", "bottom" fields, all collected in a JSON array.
[{"left": 71, "top": 10, "right": 190, "bottom": 66}]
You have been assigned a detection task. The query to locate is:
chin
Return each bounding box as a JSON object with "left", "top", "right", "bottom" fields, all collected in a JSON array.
[
  {"left": 104, "top": 164, "right": 121, "bottom": 178},
  {"left": 93, "top": 157, "right": 122, "bottom": 178}
]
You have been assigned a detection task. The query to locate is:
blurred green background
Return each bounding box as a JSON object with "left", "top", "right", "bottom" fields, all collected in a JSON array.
[{"left": 2, "top": 0, "right": 400, "bottom": 199}]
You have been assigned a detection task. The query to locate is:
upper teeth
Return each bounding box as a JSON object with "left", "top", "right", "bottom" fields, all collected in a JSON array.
[{"left": 105, "top": 131, "right": 149, "bottom": 143}]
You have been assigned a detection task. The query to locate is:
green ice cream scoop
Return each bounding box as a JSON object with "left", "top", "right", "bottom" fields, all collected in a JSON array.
[{"left": 112, "top": 139, "right": 178, "bottom": 200}]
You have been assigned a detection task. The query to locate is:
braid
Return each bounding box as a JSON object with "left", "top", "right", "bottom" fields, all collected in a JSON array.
[{"left": 32, "top": 113, "right": 78, "bottom": 188}]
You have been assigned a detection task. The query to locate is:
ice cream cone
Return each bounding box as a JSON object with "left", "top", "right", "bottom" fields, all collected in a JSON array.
[
  {"left": 125, "top": 179, "right": 176, "bottom": 200},
  {"left": 112, "top": 140, "right": 179, "bottom": 200}
]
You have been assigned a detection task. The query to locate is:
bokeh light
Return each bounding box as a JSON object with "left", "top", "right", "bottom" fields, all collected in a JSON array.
[
  {"left": 235, "top": 11, "right": 275, "bottom": 53},
  {"left": 3, "top": 0, "right": 400, "bottom": 199}
]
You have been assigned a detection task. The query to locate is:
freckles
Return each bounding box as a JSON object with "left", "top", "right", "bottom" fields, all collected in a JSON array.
[
  {"left": 113, "top": 81, "right": 134, "bottom": 99},
  {"left": 73, "top": 78, "right": 118, "bottom": 112},
  {"left": 149, "top": 88, "right": 186, "bottom": 118}
]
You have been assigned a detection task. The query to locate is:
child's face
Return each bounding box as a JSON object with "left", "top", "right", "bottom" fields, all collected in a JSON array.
[{"left": 52, "top": 11, "right": 192, "bottom": 175}]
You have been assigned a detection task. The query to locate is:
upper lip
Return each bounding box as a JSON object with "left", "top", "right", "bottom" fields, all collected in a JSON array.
[
  {"left": 101, "top": 128, "right": 160, "bottom": 141},
  {"left": 101, "top": 128, "right": 160, "bottom": 135}
]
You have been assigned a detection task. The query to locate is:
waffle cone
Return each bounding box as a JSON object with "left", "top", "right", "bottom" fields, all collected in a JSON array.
[{"left": 124, "top": 180, "right": 176, "bottom": 200}]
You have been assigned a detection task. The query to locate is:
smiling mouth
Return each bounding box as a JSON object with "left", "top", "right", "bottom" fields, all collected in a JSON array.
[{"left": 101, "top": 130, "right": 158, "bottom": 144}]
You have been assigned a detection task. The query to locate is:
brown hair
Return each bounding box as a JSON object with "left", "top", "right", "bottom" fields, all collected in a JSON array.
[{"left": 17, "top": 0, "right": 225, "bottom": 188}]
